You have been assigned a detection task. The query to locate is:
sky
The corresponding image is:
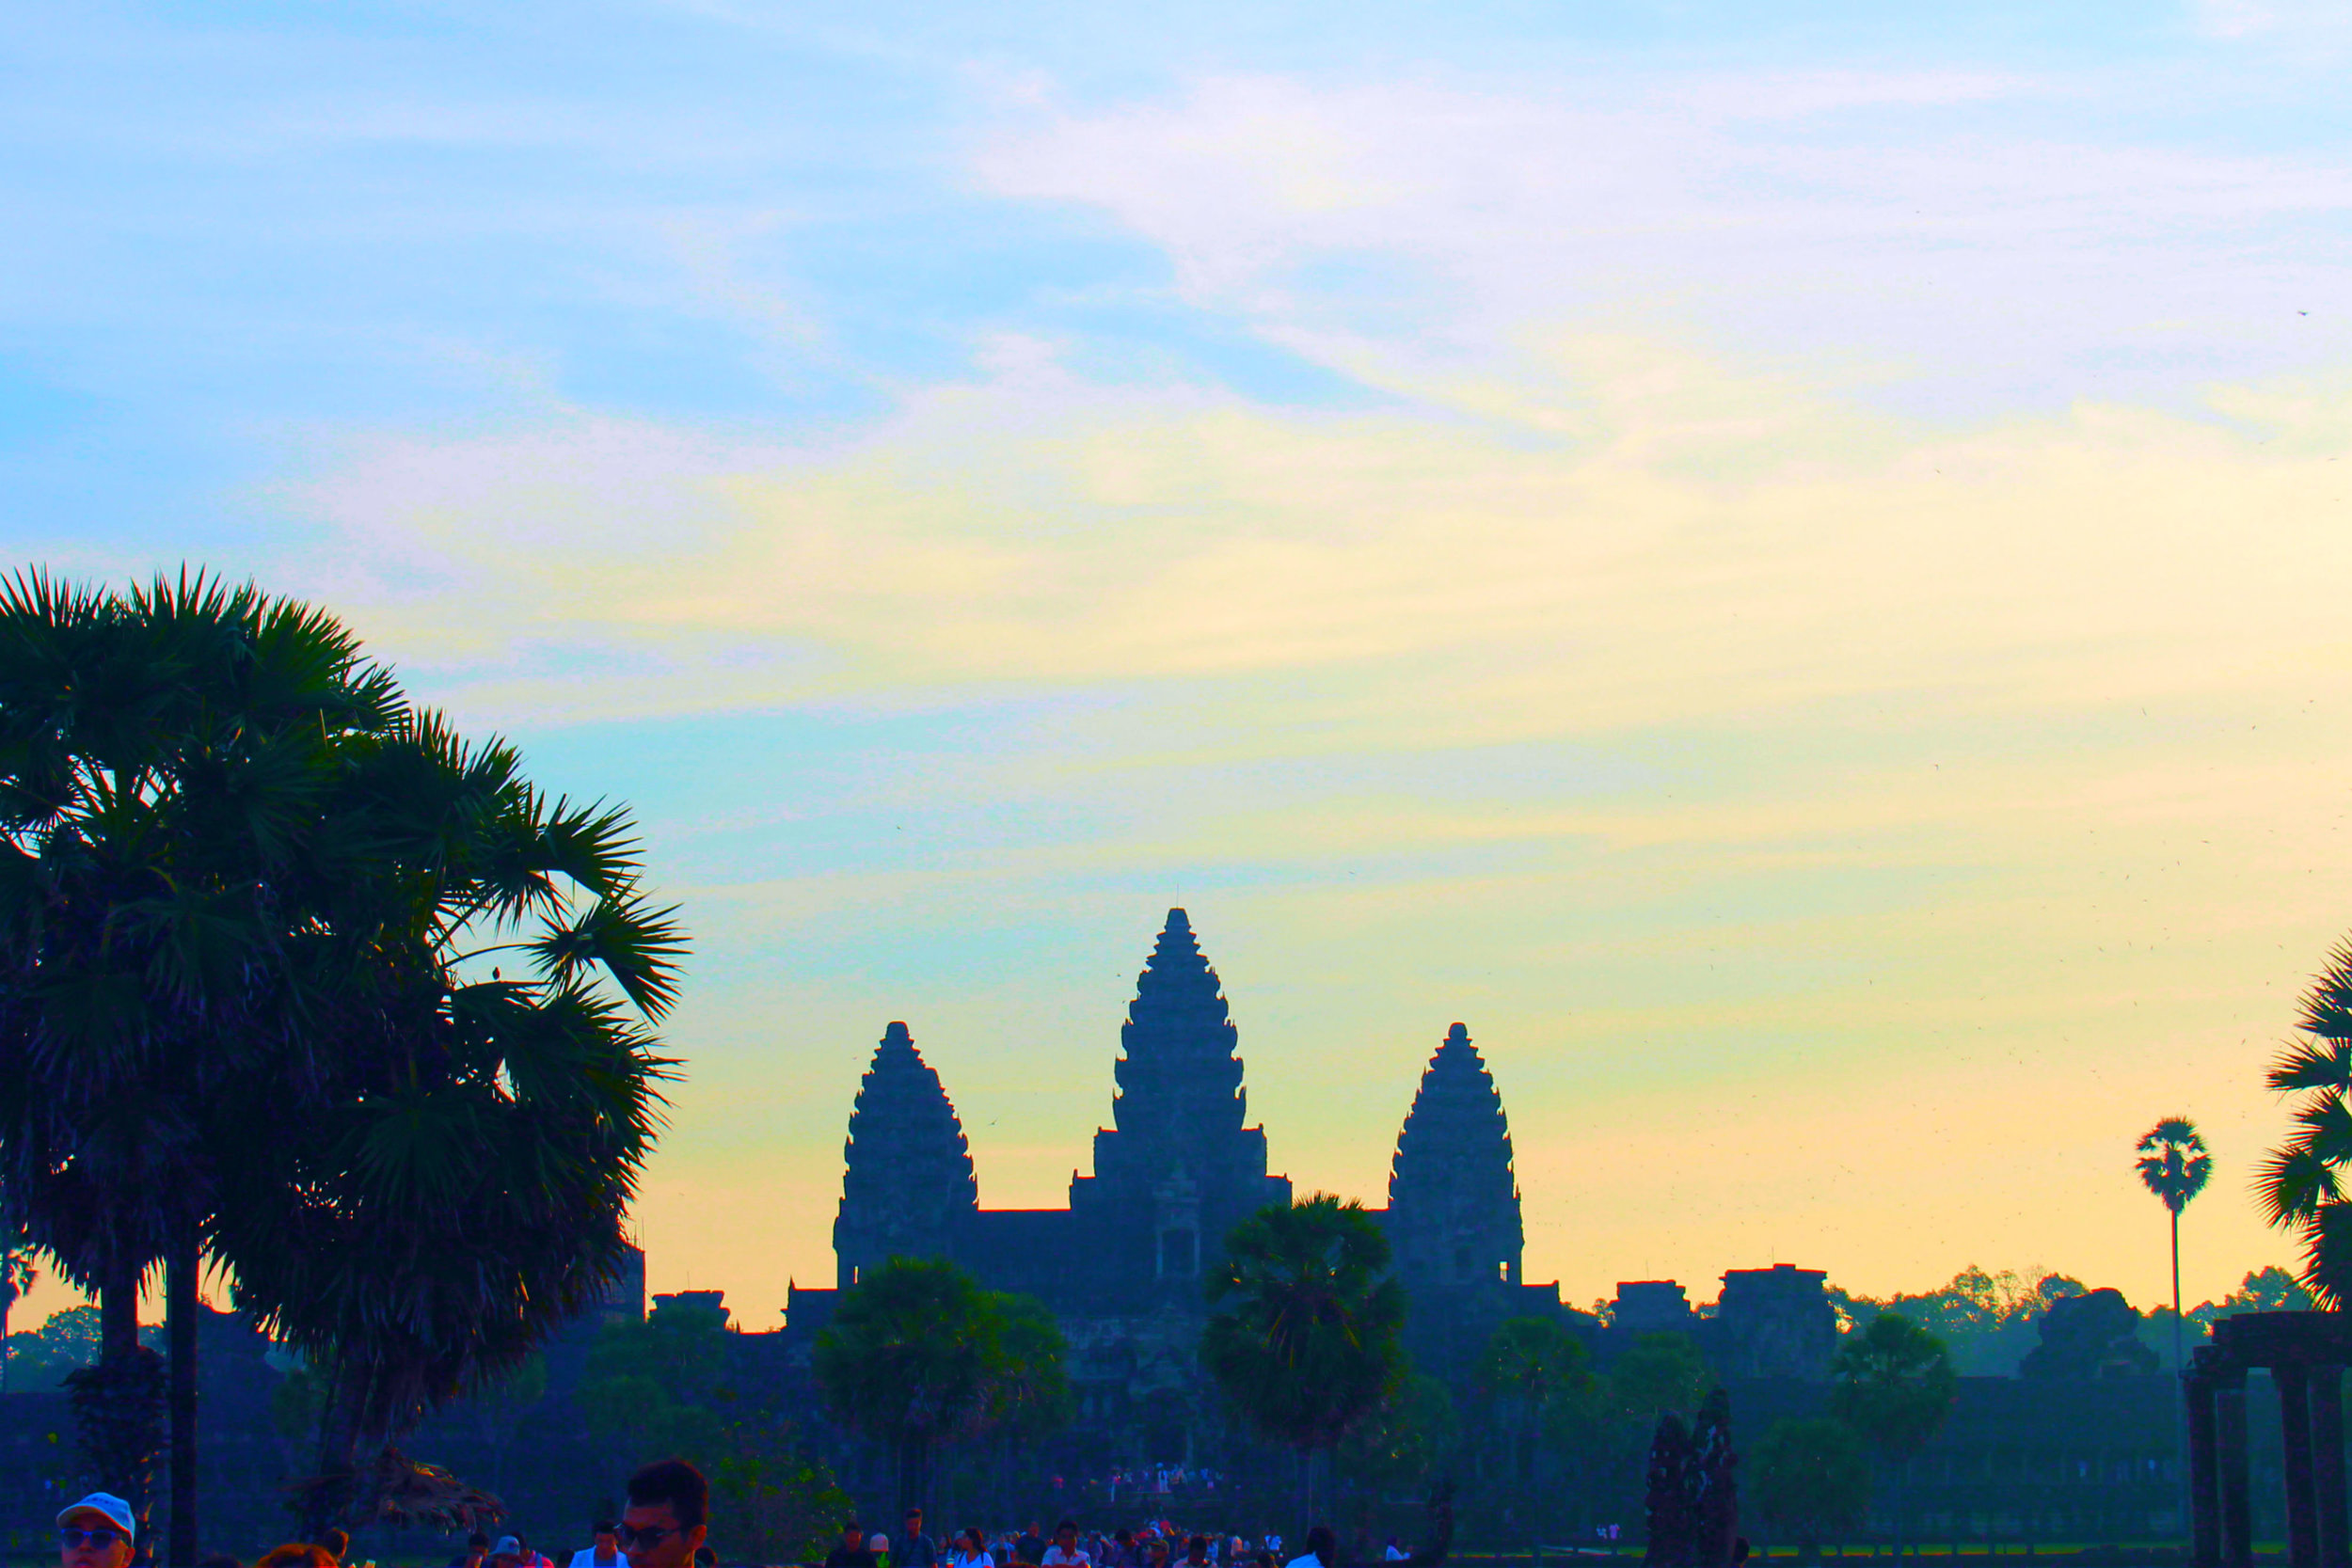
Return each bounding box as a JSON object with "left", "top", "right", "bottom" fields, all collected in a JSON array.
[{"left": 7, "top": 0, "right": 2352, "bottom": 1334}]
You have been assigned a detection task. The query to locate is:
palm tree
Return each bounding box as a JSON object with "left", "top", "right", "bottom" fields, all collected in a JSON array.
[
  {"left": 0, "top": 568, "right": 406, "bottom": 1560},
  {"left": 215, "top": 709, "right": 683, "bottom": 1534},
  {"left": 1200, "top": 1194, "right": 1406, "bottom": 1532},
  {"left": 0, "top": 570, "right": 685, "bottom": 1551},
  {"left": 2136, "top": 1117, "right": 2212, "bottom": 1372},
  {"left": 2257, "top": 942, "right": 2352, "bottom": 1306}
]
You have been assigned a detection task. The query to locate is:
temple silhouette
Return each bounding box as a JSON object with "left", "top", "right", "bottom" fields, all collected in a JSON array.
[
  {"left": 785, "top": 907, "right": 1842, "bottom": 1444},
  {"left": 789, "top": 907, "right": 1559, "bottom": 1412}
]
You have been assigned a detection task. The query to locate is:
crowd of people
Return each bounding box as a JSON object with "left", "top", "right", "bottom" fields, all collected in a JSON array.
[
  {"left": 46, "top": 1463, "right": 1395, "bottom": 1568},
  {"left": 816, "top": 1513, "right": 1383, "bottom": 1568}
]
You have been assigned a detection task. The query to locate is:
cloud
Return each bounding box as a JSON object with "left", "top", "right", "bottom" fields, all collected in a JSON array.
[
  {"left": 969, "top": 71, "right": 2352, "bottom": 412},
  {"left": 271, "top": 337, "right": 2352, "bottom": 758}
]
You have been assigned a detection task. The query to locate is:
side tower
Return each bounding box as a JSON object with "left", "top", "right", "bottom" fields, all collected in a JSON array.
[
  {"left": 1073, "top": 909, "right": 1291, "bottom": 1303},
  {"left": 833, "top": 1022, "right": 978, "bottom": 1290},
  {"left": 1387, "top": 1022, "right": 1526, "bottom": 1348}
]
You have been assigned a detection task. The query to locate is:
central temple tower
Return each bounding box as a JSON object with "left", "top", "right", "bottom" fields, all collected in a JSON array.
[{"left": 1071, "top": 908, "right": 1291, "bottom": 1304}]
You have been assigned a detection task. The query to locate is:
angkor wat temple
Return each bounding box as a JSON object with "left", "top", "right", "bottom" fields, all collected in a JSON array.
[{"left": 782, "top": 907, "right": 1551, "bottom": 1430}]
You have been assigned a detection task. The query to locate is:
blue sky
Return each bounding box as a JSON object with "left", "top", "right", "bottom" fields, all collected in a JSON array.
[{"left": 8, "top": 0, "right": 2352, "bottom": 1324}]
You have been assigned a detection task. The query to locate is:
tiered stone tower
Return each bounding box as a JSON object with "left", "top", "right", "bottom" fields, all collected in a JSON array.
[
  {"left": 1384, "top": 1022, "right": 1526, "bottom": 1362},
  {"left": 832, "top": 1022, "right": 978, "bottom": 1290},
  {"left": 1071, "top": 908, "right": 1291, "bottom": 1302}
]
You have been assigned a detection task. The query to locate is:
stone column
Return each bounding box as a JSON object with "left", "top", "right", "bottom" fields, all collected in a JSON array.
[
  {"left": 2189, "top": 1371, "right": 2222, "bottom": 1568},
  {"left": 2316, "top": 1365, "right": 2349, "bottom": 1568},
  {"left": 2286, "top": 1363, "right": 2322, "bottom": 1568},
  {"left": 2222, "top": 1373, "right": 2253, "bottom": 1568}
]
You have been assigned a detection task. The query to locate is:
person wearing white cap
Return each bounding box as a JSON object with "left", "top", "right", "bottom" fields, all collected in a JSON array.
[{"left": 56, "top": 1494, "right": 136, "bottom": 1568}]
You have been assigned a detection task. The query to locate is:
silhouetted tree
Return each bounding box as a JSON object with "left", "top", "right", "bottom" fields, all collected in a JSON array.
[
  {"left": 2137, "top": 1117, "right": 2212, "bottom": 1373},
  {"left": 1750, "top": 1417, "right": 1868, "bottom": 1565},
  {"left": 2259, "top": 944, "right": 2352, "bottom": 1305},
  {"left": 813, "top": 1258, "right": 1064, "bottom": 1514},
  {"left": 0, "top": 569, "right": 408, "bottom": 1560},
  {"left": 1829, "top": 1314, "right": 1954, "bottom": 1558},
  {"left": 1202, "top": 1194, "right": 1406, "bottom": 1530},
  {"left": 1612, "top": 1331, "right": 1714, "bottom": 1425}
]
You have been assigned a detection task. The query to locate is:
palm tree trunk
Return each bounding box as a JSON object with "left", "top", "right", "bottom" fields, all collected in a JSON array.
[
  {"left": 167, "top": 1227, "right": 199, "bottom": 1568},
  {"left": 2170, "top": 1209, "right": 2185, "bottom": 1372},
  {"left": 103, "top": 1256, "right": 140, "bottom": 1364}
]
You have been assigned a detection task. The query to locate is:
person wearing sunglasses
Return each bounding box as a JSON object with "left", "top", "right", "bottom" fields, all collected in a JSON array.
[
  {"left": 57, "top": 1495, "right": 136, "bottom": 1568},
  {"left": 619, "top": 1458, "right": 710, "bottom": 1568}
]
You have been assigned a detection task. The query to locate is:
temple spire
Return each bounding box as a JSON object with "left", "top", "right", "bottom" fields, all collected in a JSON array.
[
  {"left": 1387, "top": 1022, "right": 1523, "bottom": 1290},
  {"left": 833, "top": 1022, "right": 977, "bottom": 1289},
  {"left": 1075, "top": 908, "right": 1291, "bottom": 1306}
]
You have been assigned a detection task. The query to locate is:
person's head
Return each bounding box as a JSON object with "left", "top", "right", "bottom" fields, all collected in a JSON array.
[
  {"left": 959, "top": 1529, "right": 984, "bottom": 1555},
  {"left": 1055, "top": 1524, "right": 1077, "bottom": 1552},
  {"left": 906, "top": 1511, "right": 925, "bottom": 1537},
  {"left": 1731, "top": 1542, "right": 1750, "bottom": 1568},
  {"left": 317, "top": 1529, "right": 351, "bottom": 1565},
  {"left": 868, "top": 1538, "right": 890, "bottom": 1556},
  {"left": 469, "top": 1537, "right": 492, "bottom": 1558},
  {"left": 1185, "top": 1540, "right": 1208, "bottom": 1566},
  {"left": 1115, "top": 1534, "right": 1133, "bottom": 1550},
  {"left": 255, "top": 1548, "right": 333, "bottom": 1568},
  {"left": 623, "top": 1459, "right": 710, "bottom": 1568},
  {"left": 1145, "top": 1544, "right": 1168, "bottom": 1565},
  {"left": 56, "top": 1496, "right": 136, "bottom": 1568},
  {"left": 491, "top": 1536, "right": 526, "bottom": 1568},
  {"left": 596, "top": 1523, "right": 620, "bottom": 1554},
  {"left": 843, "top": 1526, "right": 866, "bottom": 1551},
  {"left": 1304, "top": 1529, "right": 1336, "bottom": 1566}
]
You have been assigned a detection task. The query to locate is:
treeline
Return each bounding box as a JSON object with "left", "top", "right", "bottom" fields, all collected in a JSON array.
[{"left": 1820, "top": 1262, "right": 2312, "bottom": 1376}]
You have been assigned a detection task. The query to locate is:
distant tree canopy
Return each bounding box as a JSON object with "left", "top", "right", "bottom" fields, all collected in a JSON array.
[
  {"left": 2, "top": 1301, "right": 105, "bottom": 1390},
  {"left": 584, "top": 1293, "right": 849, "bottom": 1565},
  {"left": 1829, "top": 1313, "right": 1955, "bottom": 1461},
  {"left": 1337, "top": 1370, "right": 1459, "bottom": 1493},
  {"left": 1750, "top": 1417, "right": 1869, "bottom": 1565},
  {"left": 582, "top": 1292, "right": 732, "bottom": 1463},
  {"left": 1610, "top": 1331, "right": 1716, "bottom": 1425},
  {"left": 813, "top": 1258, "right": 1070, "bottom": 1513}
]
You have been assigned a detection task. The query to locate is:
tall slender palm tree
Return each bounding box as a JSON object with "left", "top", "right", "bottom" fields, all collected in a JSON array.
[{"left": 2136, "top": 1117, "right": 2212, "bottom": 1372}]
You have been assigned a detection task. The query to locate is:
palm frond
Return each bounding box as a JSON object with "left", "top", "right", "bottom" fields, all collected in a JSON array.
[
  {"left": 2301, "top": 942, "right": 2352, "bottom": 1043},
  {"left": 525, "top": 895, "right": 688, "bottom": 1020},
  {"left": 2269, "top": 1039, "right": 2352, "bottom": 1093},
  {"left": 2257, "top": 1143, "right": 2340, "bottom": 1228}
]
